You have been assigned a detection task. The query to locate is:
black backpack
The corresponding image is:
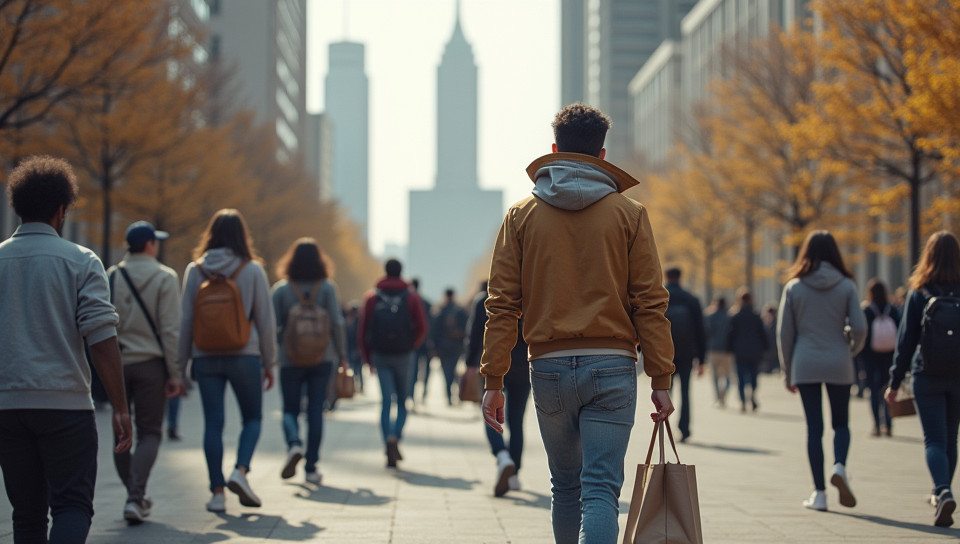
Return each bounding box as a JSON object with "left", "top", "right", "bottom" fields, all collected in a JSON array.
[
  {"left": 919, "top": 288, "right": 960, "bottom": 378},
  {"left": 368, "top": 288, "right": 416, "bottom": 354}
]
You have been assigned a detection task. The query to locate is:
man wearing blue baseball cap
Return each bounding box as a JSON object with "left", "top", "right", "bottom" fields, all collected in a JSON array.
[{"left": 107, "top": 220, "right": 182, "bottom": 524}]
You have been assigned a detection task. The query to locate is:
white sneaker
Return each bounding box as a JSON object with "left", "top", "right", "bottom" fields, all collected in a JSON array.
[
  {"left": 803, "top": 490, "right": 827, "bottom": 511},
  {"left": 281, "top": 445, "right": 304, "bottom": 480},
  {"left": 305, "top": 471, "right": 323, "bottom": 485},
  {"left": 508, "top": 474, "right": 521, "bottom": 491},
  {"left": 227, "top": 469, "right": 262, "bottom": 507},
  {"left": 123, "top": 498, "right": 152, "bottom": 523},
  {"left": 494, "top": 450, "right": 516, "bottom": 497},
  {"left": 206, "top": 493, "right": 226, "bottom": 513},
  {"left": 830, "top": 463, "right": 856, "bottom": 507}
]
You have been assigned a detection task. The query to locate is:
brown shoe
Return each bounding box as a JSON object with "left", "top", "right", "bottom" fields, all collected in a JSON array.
[{"left": 386, "top": 437, "right": 401, "bottom": 468}]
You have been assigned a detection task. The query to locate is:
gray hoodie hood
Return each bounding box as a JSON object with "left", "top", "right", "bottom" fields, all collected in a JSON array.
[
  {"left": 801, "top": 262, "right": 845, "bottom": 290},
  {"left": 198, "top": 247, "right": 245, "bottom": 276},
  {"left": 532, "top": 160, "right": 619, "bottom": 211}
]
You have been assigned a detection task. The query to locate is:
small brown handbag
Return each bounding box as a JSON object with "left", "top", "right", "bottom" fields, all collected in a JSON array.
[
  {"left": 458, "top": 366, "right": 484, "bottom": 403},
  {"left": 336, "top": 365, "right": 355, "bottom": 399}
]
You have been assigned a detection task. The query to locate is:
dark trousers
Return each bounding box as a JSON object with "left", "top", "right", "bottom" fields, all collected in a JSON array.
[
  {"left": 913, "top": 374, "right": 960, "bottom": 495},
  {"left": 798, "top": 383, "right": 851, "bottom": 490},
  {"left": 0, "top": 409, "right": 98, "bottom": 544},
  {"left": 865, "top": 360, "right": 892, "bottom": 432},
  {"left": 114, "top": 358, "right": 166, "bottom": 503},
  {"left": 438, "top": 351, "right": 460, "bottom": 403},
  {"left": 485, "top": 377, "right": 532, "bottom": 471},
  {"left": 280, "top": 362, "right": 333, "bottom": 473},
  {"left": 736, "top": 357, "right": 760, "bottom": 407},
  {"left": 671, "top": 358, "right": 693, "bottom": 437}
]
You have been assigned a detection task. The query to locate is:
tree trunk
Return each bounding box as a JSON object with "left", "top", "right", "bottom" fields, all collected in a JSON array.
[
  {"left": 704, "top": 242, "right": 714, "bottom": 303},
  {"left": 101, "top": 172, "right": 111, "bottom": 265},
  {"left": 909, "top": 178, "right": 921, "bottom": 267}
]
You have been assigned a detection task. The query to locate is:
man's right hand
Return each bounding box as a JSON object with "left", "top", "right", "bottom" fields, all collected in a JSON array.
[{"left": 651, "top": 390, "right": 674, "bottom": 422}]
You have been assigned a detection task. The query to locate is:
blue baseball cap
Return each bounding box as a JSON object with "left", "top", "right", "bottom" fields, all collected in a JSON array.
[{"left": 125, "top": 221, "right": 169, "bottom": 247}]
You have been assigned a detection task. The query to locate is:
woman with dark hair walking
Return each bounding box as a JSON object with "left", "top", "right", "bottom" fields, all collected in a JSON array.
[
  {"left": 777, "top": 230, "right": 866, "bottom": 512},
  {"left": 887, "top": 230, "right": 960, "bottom": 527},
  {"left": 859, "top": 278, "right": 900, "bottom": 437},
  {"left": 178, "top": 209, "right": 277, "bottom": 513},
  {"left": 271, "top": 238, "right": 347, "bottom": 485}
]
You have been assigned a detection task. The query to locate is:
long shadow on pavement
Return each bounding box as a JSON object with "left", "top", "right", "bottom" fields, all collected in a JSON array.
[
  {"left": 289, "top": 483, "right": 392, "bottom": 506},
  {"left": 753, "top": 411, "right": 805, "bottom": 423},
  {"left": 504, "top": 489, "right": 551, "bottom": 510},
  {"left": 394, "top": 469, "right": 480, "bottom": 490},
  {"left": 96, "top": 522, "right": 233, "bottom": 544},
  {"left": 826, "top": 510, "right": 959, "bottom": 537},
  {"left": 680, "top": 442, "right": 777, "bottom": 455},
  {"left": 213, "top": 512, "right": 324, "bottom": 541}
]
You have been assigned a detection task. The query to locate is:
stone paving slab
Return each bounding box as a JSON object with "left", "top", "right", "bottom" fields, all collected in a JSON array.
[{"left": 1, "top": 365, "right": 959, "bottom": 542}]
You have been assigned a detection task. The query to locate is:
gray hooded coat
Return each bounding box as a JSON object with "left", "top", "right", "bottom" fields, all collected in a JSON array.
[{"left": 777, "top": 262, "right": 866, "bottom": 386}]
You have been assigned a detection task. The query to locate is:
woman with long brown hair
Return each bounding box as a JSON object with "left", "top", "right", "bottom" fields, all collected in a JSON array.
[
  {"left": 887, "top": 230, "right": 960, "bottom": 526},
  {"left": 859, "top": 278, "right": 900, "bottom": 437},
  {"left": 777, "top": 230, "right": 866, "bottom": 512},
  {"left": 177, "top": 209, "right": 277, "bottom": 513},
  {"left": 271, "top": 238, "right": 347, "bottom": 485}
]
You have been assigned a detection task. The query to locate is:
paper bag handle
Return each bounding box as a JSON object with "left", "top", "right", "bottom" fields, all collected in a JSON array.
[{"left": 643, "top": 419, "right": 681, "bottom": 466}]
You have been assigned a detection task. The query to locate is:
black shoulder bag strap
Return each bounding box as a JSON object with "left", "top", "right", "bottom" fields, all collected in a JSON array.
[{"left": 118, "top": 264, "right": 164, "bottom": 356}]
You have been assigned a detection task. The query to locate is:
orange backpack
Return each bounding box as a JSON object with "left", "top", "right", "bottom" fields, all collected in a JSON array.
[{"left": 193, "top": 260, "right": 251, "bottom": 351}]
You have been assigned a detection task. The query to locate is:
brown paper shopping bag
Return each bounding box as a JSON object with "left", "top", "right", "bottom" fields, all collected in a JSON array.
[
  {"left": 622, "top": 419, "right": 703, "bottom": 544},
  {"left": 336, "top": 365, "right": 355, "bottom": 399}
]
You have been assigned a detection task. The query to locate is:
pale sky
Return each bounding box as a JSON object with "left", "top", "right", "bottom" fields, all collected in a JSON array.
[{"left": 306, "top": 0, "right": 560, "bottom": 256}]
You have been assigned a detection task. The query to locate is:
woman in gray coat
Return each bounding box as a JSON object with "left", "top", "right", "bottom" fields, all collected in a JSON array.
[{"left": 777, "top": 231, "right": 866, "bottom": 512}]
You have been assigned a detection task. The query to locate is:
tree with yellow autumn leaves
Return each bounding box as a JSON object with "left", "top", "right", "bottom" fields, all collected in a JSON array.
[{"left": 0, "top": 0, "right": 379, "bottom": 301}]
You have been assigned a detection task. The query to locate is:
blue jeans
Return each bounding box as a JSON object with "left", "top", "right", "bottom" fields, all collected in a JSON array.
[
  {"left": 798, "top": 383, "right": 850, "bottom": 490},
  {"left": 530, "top": 355, "right": 637, "bottom": 544},
  {"left": 736, "top": 357, "right": 760, "bottom": 407},
  {"left": 166, "top": 395, "right": 181, "bottom": 431},
  {"left": 485, "top": 377, "right": 531, "bottom": 471},
  {"left": 280, "top": 362, "right": 333, "bottom": 473},
  {"left": 865, "top": 360, "right": 892, "bottom": 432},
  {"left": 372, "top": 352, "right": 415, "bottom": 442},
  {"left": 193, "top": 355, "right": 263, "bottom": 491},
  {"left": 0, "top": 409, "right": 98, "bottom": 544},
  {"left": 913, "top": 374, "right": 960, "bottom": 495}
]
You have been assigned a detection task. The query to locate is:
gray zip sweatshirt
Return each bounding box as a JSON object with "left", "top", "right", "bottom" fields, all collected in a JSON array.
[
  {"left": 777, "top": 262, "right": 867, "bottom": 386},
  {"left": 177, "top": 248, "right": 278, "bottom": 369},
  {"left": 0, "top": 223, "right": 118, "bottom": 410}
]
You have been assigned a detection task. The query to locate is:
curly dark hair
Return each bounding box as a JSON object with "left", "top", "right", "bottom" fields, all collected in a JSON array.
[
  {"left": 276, "top": 237, "right": 329, "bottom": 282},
  {"left": 7, "top": 155, "right": 79, "bottom": 222},
  {"left": 552, "top": 103, "right": 611, "bottom": 157}
]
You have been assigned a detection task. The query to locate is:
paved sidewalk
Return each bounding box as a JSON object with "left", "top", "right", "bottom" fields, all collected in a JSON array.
[{"left": 1, "top": 365, "right": 958, "bottom": 542}]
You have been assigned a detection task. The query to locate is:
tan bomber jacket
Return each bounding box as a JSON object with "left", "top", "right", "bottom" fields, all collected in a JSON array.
[{"left": 478, "top": 153, "right": 675, "bottom": 390}]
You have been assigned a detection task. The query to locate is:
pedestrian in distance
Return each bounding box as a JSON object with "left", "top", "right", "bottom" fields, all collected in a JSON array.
[
  {"left": 480, "top": 103, "right": 675, "bottom": 544},
  {"left": 178, "top": 208, "right": 278, "bottom": 513},
  {"left": 859, "top": 278, "right": 900, "bottom": 437},
  {"left": 0, "top": 156, "right": 132, "bottom": 543},
  {"left": 271, "top": 238, "right": 348, "bottom": 486},
  {"left": 777, "top": 230, "right": 866, "bottom": 512},
  {"left": 433, "top": 288, "right": 469, "bottom": 405},
  {"left": 886, "top": 230, "right": 960, "bottom": 527},
  {"left": 358, "top": 258, "right": 429, "bottom": 468},
  {"left": 760, "top": 303, "right": 779, "bottom": 374},
  {"left": 108, "top": 220, "right": 183, "bottom": 524},
  {"left": 408, "top": 278, "right": 433, "bottom": 405},
  {"left": 727, "top": 288, "right": 769, "bottom": 413},
  {"left": 344, "top": 302, "right": 365, "bottom": 394},
  {"left": 465, "top": 281, "right": 531, "bottom": 497},
  {"left": 664, "top": 266, "right": 706, "bottom": 442},
  {"left": 704, "top": 295, "right": 734, "bottom": 408}
]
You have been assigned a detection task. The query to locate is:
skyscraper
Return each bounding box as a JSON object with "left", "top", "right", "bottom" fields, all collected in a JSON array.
[
  {"left": 408, "top": 5, "right": 502, "bottom": 300},
  {"left": 206, "top": 0, "right": 307, "bottom": 162},
  {"left": 325, "top": 42, "right": 370, "bottom": 243},
  {"left": 563, "top": 0, "right": 697, "bottom": 161}
]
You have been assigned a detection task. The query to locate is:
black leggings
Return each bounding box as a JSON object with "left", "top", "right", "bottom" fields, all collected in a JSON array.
[{"left": 798, "top": 383, "right": 851, "bottom": 490}]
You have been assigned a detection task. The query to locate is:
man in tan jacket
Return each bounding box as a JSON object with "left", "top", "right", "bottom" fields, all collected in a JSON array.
[
  {"left": 480, "top": 104, "right": 675, "bottom": 544},
  {"left": 107, "top": 221, "right": 182, "bottom": 524}
]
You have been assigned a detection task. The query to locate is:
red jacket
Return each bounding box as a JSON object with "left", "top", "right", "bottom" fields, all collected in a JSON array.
[{"left": 357, "top": 276, "right": 429, "bottom": 364}]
